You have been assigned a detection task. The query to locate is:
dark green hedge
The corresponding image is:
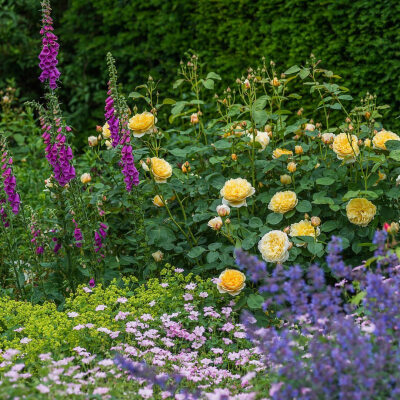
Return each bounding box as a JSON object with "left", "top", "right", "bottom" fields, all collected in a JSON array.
[{"left": 2, "top": 0, "right": 400, "bottom": 136}]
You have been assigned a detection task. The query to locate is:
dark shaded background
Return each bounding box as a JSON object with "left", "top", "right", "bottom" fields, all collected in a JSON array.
[{"left": 2, "top": 0, "right": 400, "bottom": 138}]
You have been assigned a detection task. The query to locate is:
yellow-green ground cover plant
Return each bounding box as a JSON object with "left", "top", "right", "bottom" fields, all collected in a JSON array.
[{"left": 1, "top": 0, "right": 400, "bottom": 307}]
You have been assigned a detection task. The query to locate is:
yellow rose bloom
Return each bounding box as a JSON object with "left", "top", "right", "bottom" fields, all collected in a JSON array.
[
  {"left": 295, "top": 145, "right": 303, "bottom": 155},
  {"left": 153, "top": 195, "right": 166, "bottom": 207},
  {"left": 258, "top": 230, "right": 290, "bottom": 263},
  {"left": 364, "top": 138, "right": 371, "bottom": 147},
  {"left": 372, "top": 130, "right": 400, "bottom": 150},
  {"left": 273, "top": 148, "right": 293, "bottom": 159},
  {"left": 80, "top": 173, "right": 91, "bottom": 184},
  {"left": 248, "top": 130, "right": 270, "bottom": 151},
  {"left": 289, "top": 220, "right": 320, "bottom": 246},
  {"left": 220, "top": 178, "right": 255, "bottom": 208},
  {"left": 208, "top": 216, "right": 223, "bottom": 231},
  {"left": 346, "top": 198, "right": 376, "bottom": 227},
  {"left": 151, "top": 157, "right": 172, "bottom": 183},
  {"left": 268, "top": 191, "right": 298, "bottom": 214},
  {"left": 280, "top": 174, "right": 292, "bottom": 185},
  {"left": 128, "top": 112, "right": 156, "bottom": 137},
  {"left": 217, "top": 269, "right": 246, "bottom": 296},
  {"left": 102, "top": 122, "right": 111, "bottom": 139},
  {"left": 332, "top": 133, "right": 359, "bottom": 163},
  {"left": 287, "top": 162, "right": 297, "bottom": 173}
]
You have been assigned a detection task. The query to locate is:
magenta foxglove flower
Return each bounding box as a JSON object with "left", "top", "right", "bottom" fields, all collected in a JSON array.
[
  {"left": 38, "top": 0, "right": 60, "bottom": 89},
  {"left": 1, "top": 152, "right": 20, "bottom": 215}
]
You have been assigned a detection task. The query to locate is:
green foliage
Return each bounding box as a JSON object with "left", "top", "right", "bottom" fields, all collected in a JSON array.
[{"left": 1, "top": 0, "right": 400, "bottom": 139}]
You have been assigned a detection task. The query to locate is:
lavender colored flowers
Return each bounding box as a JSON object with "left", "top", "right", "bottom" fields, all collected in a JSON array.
[
  {"left": 238, "top": 230, "right": 400, "bottom": 399},
  {"left": 38, "top": 0, "right": 60, "bottom": 89}
]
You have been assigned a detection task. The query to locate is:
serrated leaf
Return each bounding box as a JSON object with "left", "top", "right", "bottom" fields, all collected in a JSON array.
[
  {"left": 173, "top": 79, "right": 184, "bottom": 89},
  {"left": 284, "top": 65, "right": 301, "bottom": 75},
  {"left": 187, "top": 246, "right": 206, "bottom": 258},
  {"left": 296, "top": 200, "right": 312, "bottom": 213},
  {"left": 247, "top": 294, "right": 264, "bottom": 309},
  {"left": 267, "top": 213, "right": 283, "bottom": 225},
  {"left": 206, "top": 72, "right": 221, "bottom": 80},
  {"left": 316, "top": 177, "right": 335, "bottom": 185},
  {"left": 202, "top": 79, "right": 214, "bottom": 90},
  {"left": 163, "top": 98, "right": 176, "bottom": 105},
  {"left": 321, "top": 220, "right": 338, "bottom": 232},
  {"left": 128, "top": 91, "right": 143, "bottom": 99},
  {"left": 307, "top": 242, "right": 324, "bottom": 255},
  {"left": 299, "top": 68, "right": 310, "bottom": 79}
]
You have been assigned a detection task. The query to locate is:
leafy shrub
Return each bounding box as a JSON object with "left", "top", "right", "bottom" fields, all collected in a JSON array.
[{"left": 2, "top": 0, "right": 400, "bottom": 137}]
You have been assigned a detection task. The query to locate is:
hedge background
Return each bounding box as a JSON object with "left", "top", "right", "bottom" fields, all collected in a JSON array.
[{"left": 1, "top": 0, "right": 400, "bottom": 138}]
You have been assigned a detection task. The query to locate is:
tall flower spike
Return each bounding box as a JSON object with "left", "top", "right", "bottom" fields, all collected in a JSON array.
[
  {"left": 38, "top": 98, "right": 76, "bottom": 187},
  {"left": 38, "top": 0, "right": 60, "bottom": 89},
  {"left": 105, "top": 53, "right": 139, "bottom": 191},
  {"left": 0, "top": 141, "right": 20, "bottom": 215}
]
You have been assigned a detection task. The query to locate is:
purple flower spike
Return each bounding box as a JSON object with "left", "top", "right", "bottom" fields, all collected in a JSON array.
[
  {"left": 120, "top": 144, "right": 139, "bottom": 192},
  {"left": 94, "top": 223, "right": 108, "bottom": 253},
  {"left": 38, "top": 0, "right": 60, "bottom": 89},
  {"left": 72, "top": 218, "right": 83, "bottom": 248},
  {"left": 104, "top": 83, "right": 120, "bottom": 147},
  {"left": 1, "top": 151, "right": 20, "bottom": 215}
]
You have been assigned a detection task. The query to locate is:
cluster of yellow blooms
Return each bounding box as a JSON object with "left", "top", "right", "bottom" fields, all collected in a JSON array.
[
  {"left": 206, "top": 124, "right": 399, "bottom": 272},
  {"left": 87, "top": 112, "right": 400, "bottom": 299}
]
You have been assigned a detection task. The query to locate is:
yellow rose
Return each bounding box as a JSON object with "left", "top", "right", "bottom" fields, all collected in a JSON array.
[
  {"left": 280, "top": 174, "right": 292, "bottom": 185},
  {"left": 295, "top": 145, "right": 303, "bottom": 155},
  {"left": 102, "top": 122, "right": 111, "bottom": 139},
  {"left": 273, "top": 148, "right": 293, "bottom": 159},
  {"left": 364, "top": 138, "right": 371, "bottom": 147},
  {"left": 208, "top": 216, "right": 223, "bottom": 231},
  {"left": 217, "top": 269, "right": 246, "bottom": 296},
  {"left": 248, "top": 130, "right": 270, "bottom": 151},
  {"left": 128, "top": 112, "right": 156, "bottom": 137},
  {"left": 287, "top": 162, "right": 297, "bottom": 173},
  {"left": 258, "top": 230, "right": 290, "bottom": 263},
  {"left": 153, "top": 195, "right": 166, "bottom": 207},
  {"left": 151, "top": 157, "right": 172, "bottom": 183},
  {"left": 321, "top": 132, "right": 335, "bottom": 144},
  {"left": 88, "top": 136, "right": 98, "bottom": 147},
  {"left": 332, "top": 133, "right": 359, "bottom": 163},
  {"left": 373, "top": 170, "right": 386, "bottom": 186},
  {"left": 80, "top": 173, "right": 91, "bottom": 184},
  {"left": 372, "top": 130, "right": 400, "bottom": 150},
  {"left": 220, "top": 178, "right": 255, "bottom": 208},
  {"left": 289, "top": 220, "right": 320, "bottom": 246},
  {"left": 346, "top": 198, "right": 376, "bottom": 227},
  {"left": 152, "top": 250, "right": 164, "bottom": 262},
  {"left": 268, "top": 191, "right": 298, "bottom": 214}
]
